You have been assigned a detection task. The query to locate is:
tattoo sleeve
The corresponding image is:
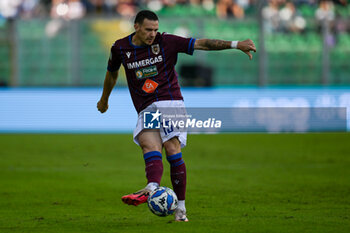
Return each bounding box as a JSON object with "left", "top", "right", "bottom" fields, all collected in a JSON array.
[{"left": 195, "top": 39, "right": 232, "bottom": 51}]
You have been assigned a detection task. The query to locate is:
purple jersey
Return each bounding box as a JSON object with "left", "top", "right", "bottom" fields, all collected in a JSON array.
[{"left": 107, "top": 32, "right": 196, "bottom": 113}]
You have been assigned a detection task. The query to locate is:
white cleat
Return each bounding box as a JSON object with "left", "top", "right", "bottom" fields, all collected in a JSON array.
[{"left": 174, "top": 208, "right": 189, "bottom": 222}]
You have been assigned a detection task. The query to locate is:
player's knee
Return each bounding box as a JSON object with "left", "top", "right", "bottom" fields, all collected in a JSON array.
[
  {"left": 141, "top": 144, "right": 162, "bottom": 154},
  {"left": 138, "top": 130, "right": 162, "bottom": 154},
  {"left": 139, "top": 137, "right": 162, "bottom": 154},
  {"left": 164, "top": 137, "right": 181, "bottom": 156}
]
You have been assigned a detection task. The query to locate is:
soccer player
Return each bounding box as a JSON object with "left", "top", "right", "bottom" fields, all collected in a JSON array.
[{"left": 97, "top": 10, "right": 256, "bottom": 222}]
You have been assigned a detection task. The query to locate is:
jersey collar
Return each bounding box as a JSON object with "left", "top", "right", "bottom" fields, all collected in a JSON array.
[
  {"left": 129, "top": 33, "right": 148, "bottom": 49},
  {"left": 128, "top": 32, "right": 161, "bottom": 48}
]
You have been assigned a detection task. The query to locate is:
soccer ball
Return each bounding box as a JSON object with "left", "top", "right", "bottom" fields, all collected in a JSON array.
[{"left": 147, "top": 187, "right": 178, "bottom": 216}]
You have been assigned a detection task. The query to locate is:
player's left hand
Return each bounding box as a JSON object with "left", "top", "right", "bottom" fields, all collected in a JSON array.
[{"left": 237, "top": 39, "right": 256, "bottom": 60}]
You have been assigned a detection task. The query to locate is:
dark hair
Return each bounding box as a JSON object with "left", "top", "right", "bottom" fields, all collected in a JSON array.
[{"left": 134, "top": 10, "right": 158, "bottom": 25}]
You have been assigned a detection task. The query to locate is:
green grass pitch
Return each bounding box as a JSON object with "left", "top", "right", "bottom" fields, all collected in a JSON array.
[{"left": 0, "top": 133, "right": 349, "bottom": 233}]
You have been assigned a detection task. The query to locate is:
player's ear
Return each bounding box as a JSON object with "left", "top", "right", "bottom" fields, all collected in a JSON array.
[{"left": 134, "top": 23, "right": 140, "bottom": 32}]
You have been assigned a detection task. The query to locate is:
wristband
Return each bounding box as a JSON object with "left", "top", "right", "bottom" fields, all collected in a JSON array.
[{"left": 231, "top": 41, "right": 238, "bottom": 49}]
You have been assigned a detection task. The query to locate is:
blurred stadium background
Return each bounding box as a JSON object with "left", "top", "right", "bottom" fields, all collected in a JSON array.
[
  {"left": 0, "top": 0, "right": 349, "bottom": 132},
  {"left": 1, "top": 0, "right": 349, "bottom": 87}
]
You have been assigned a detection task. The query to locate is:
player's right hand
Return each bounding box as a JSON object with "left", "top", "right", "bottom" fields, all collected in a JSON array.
[{"left": 97, "top": 100, "right": 108, "bottom": 113}]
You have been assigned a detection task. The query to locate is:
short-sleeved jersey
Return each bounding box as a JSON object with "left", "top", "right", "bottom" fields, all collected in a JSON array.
[{"left": 107, "top": 32, "right": 196, "bottom": 113}]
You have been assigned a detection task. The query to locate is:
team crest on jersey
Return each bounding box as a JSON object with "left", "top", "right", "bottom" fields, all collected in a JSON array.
[
  {"left": 151, "top": 44, "right": 160, "bottom": 55},
  {"left": 126, "top": 52, "right": 131, "bottom": 58}
]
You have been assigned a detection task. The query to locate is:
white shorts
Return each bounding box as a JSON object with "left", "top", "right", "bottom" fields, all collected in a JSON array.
[{"left": 133, "top": 100, "right": 187, "bottom": 148}]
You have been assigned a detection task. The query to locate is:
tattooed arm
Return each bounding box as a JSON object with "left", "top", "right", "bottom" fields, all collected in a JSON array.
[
  {"left": 194, "top": 39, "right": 232, "bottom": 50},
  {"left": 194, "top": 38, "right": 257, "bottom": 60}
]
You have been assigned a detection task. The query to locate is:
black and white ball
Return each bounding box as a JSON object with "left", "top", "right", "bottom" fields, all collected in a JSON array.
[{"left": 147, "top": 187, "right": 178, "bottom": 216}]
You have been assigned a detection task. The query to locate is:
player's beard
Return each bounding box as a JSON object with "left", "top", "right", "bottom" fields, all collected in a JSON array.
[{"left": 146, "top": 38, "right": 154, "bottom": 45}]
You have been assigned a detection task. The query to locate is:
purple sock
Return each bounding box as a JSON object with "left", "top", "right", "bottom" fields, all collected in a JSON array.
[
  {"left": 167, "top": 152, "right": 186, "bottom": 200},
  {"left": 144, "top": 151, "right": 163, "bottom": 185}
]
